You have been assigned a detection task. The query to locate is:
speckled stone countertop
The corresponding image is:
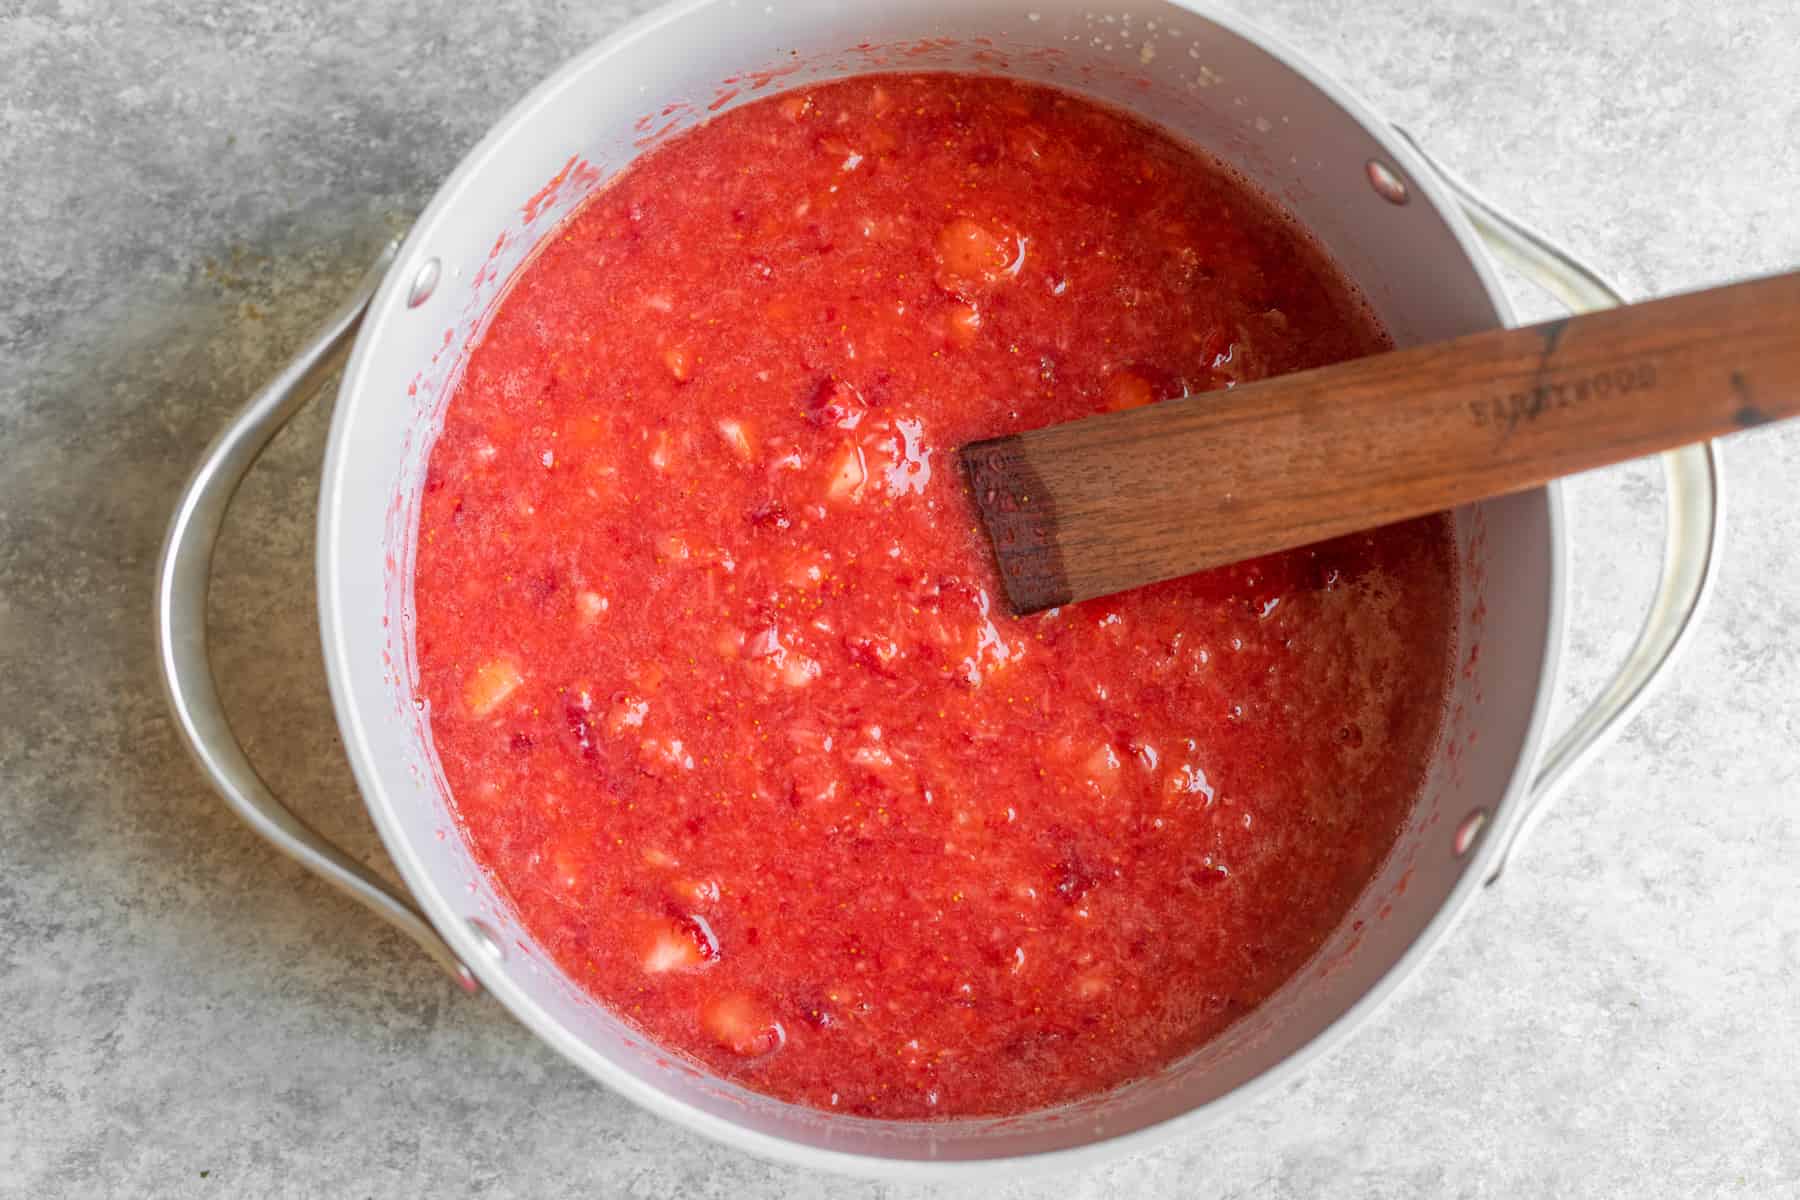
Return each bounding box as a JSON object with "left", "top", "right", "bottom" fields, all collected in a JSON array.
[{"left": 3, "top": 1, "right": 1797, "bottom": 1195}]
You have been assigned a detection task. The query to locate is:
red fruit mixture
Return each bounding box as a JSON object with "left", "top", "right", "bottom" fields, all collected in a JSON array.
[{"left": 414, "top": 73, "right": 1456, "bottom": 1118}]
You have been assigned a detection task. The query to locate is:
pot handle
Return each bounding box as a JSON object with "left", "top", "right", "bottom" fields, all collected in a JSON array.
[
  {"left": 154, "top": 237, "right": 479, "bottom": 991},
  {"left": 1397, "top": 130, "right": 1726, "bottom": 885}
]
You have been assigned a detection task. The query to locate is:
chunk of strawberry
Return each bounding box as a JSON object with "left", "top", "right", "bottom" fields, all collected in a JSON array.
[
  {"left": 1006, "top": 122, "right": 1050, "bottom": 165},
  {"left": 1102, "top": 364, "right": 1184, "bottom": 412},
  {"left": 823, "top": 441, "right": 867, "bottom": 504},
  {"left": 1167, "top": 762, "right": 1216, "bottom": 803},
  {"left": 637, "top": 913, "right": 719, "bottom": 974},
  {"left": 648, "top": 430, "right": 673, "bottom": 472},
  {"left": 565, "top": 697, "right": 598, "bottom": 761},
  {"left": 1045, "top": 830, "right": 1104, "bottom": 905},
  {"left": 606, "top": 694, "right": 649, "bottom": 735},
  {"left": 783, "top": 555, "right": 825, "bottom": 590},
  {"left": 747, "top": 499, "right": 791, "bottom": 530},
  {"left": 640, "top": 737, "right": 696, "bottom": 772},
  {"left": 844, "top": 632, "right": 902, "bottom": 676},
  {"left": 848, "top": 744, "right": 894, "bottom": 771},
  {"left": 744, "top": 626, "right": 782, "bottom": 660},
  {"left": 717, "top": 417, "right": 756, "bottom": 461},
  {"left": 1073, "top": 969, "right": 1110, "bottom": 1000},
  {"left": 947, "top": 302, "right": 982, "bottom": 346},
  {"left": 779, "top": 653, "right": 821, "bottom": 688},
  {"left": 935, "top": 218, "right": 1018, "bottom": 293},
  {"left": 804, "top": 377, "right": 867, "bottom": 429},
  {"left": 560, "top": 412, "right": 608, "bottom": 451},
  {"left": 1103, "top": 370, "right": 1155, "bottom": 411},
  {"left": 464, "top": 658, "right": 524, "bottom": 718},
  {"left": 699, "top": 992, "right": 785, "bottom": 1057},
  {"left": 715, "top": 628, "right": 746, "bottom": 659},
  {"left": 542, "top": 825, "right": 593, "bottom": 893},
  {"left": 575, "top": 591, "right": 608, "bottom": 625}
]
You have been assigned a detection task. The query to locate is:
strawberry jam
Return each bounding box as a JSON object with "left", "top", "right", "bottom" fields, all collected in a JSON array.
[{"left": 414, "top": 73, "right": 1456, "bottom": 1118}]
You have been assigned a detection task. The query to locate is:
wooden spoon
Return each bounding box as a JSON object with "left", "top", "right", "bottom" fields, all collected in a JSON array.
[{"left": 960, "top": 270, "right": 1799, "bottom": 615}]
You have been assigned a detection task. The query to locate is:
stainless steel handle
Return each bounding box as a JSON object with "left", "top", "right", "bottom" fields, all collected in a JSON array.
[
  {"left": 1398, "top": 130, "right": 1726, "bottom": 884},
  {"left": 154, "top": 237, "right": 478, "bottom": 991}
]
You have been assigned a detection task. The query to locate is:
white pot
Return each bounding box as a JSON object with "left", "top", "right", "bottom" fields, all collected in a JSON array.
[{"left": 157, "top": 0, "right": 1723, "bottom": 1179}]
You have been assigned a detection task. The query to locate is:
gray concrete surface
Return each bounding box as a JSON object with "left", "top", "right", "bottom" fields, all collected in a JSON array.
[{"left": 3, "top": 1, "right": 1798, "bottom": 1196}]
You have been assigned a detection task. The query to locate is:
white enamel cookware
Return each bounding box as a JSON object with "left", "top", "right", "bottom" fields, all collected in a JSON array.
[{"left": 157, "top": 0, "right": 1721, "bottom": 1177}]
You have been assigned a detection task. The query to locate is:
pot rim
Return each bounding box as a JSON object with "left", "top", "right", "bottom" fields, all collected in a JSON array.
[{"left": 319, "top": 0, "right": 1563, "bottom": 1179}]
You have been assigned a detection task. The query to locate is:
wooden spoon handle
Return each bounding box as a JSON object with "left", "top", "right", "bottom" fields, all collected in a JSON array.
[{"left": 964, "top": 270, "right": 1800, "bottom": 614}]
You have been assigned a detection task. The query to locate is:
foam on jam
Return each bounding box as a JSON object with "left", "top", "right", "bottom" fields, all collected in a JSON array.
[{"left": 414, "top": 73, "right": 1456, "bottom": 1118}]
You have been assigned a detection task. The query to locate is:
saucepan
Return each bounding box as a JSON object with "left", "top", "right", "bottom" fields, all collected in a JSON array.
[{"left": 155, "top": 0, "right": 1722, "bottom": 1177}]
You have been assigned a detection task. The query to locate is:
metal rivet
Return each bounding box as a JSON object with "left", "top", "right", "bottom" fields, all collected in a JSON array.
[
  {"left": 1365, "top": 159, "right": 1409, "bottom": 205},
  {"left": 407, "top": 257, "right": 441, "bottom": 308},
  {"left": 1453, "top": 809, "right": 1488, "bottom": 857},
  {"left": 467, "top": 917, "right": 505, "bottom": 961}
]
